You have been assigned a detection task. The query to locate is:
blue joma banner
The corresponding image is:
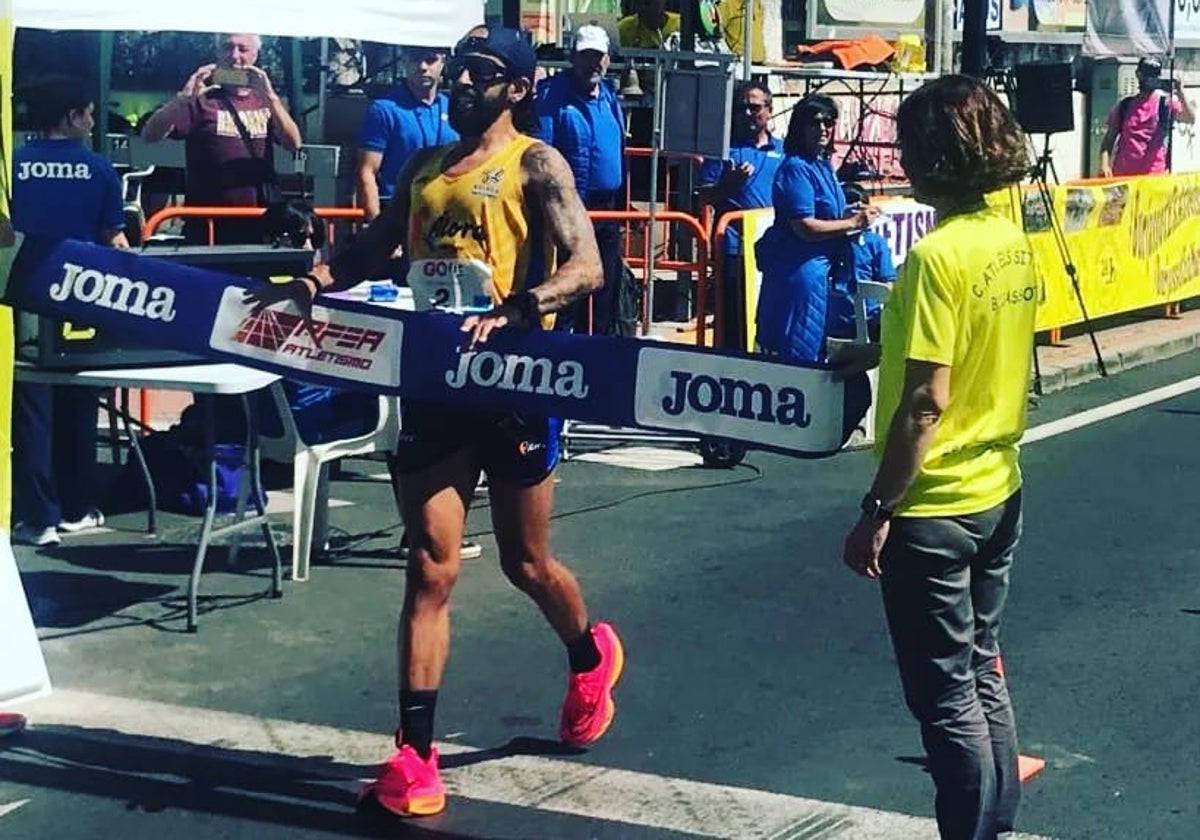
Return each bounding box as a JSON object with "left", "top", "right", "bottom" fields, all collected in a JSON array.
[{"left": 0, "top": 236, "right": 870, "bottom": 458}]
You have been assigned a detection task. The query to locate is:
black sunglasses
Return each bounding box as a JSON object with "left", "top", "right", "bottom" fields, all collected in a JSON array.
[
  {"left": 448, "top": 54, "right": 510, "bottom": 88},
  {"left": 810, "top": 115, "right": 836, "bottom": 127},
  {"left": 742, "top": 102, "right": 767, "bottom": 114}
]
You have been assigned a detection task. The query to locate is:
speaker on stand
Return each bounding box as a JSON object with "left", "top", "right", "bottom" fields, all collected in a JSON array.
[
  {"left": 1012, "top": 62, "right": 1076, "bottom": 137},
  {"left": 1007, "top": 62, "right": 1109, "bottom": 385}
]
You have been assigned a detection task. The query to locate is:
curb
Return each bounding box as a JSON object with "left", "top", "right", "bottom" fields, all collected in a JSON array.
[{"left": 1036, "top": 330, "right": 1200, "bottom": 394}]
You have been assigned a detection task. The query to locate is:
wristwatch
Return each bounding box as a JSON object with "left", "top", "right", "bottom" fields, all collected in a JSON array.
[
  {"left": 503, "top": 290, "right": 540, "bottom": 327},
  {"left": 860, "top": 494, "right": 894, "bottom": 522}
]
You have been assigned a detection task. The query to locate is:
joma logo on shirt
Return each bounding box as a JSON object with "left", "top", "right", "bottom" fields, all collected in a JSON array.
[
  {"left": 49, "top": 262, "right": 177, "bottom": 322},
  {"left": 445, "top": 351, "right": 589, "bottom": 398},
  {"left": 17, "top": 161, "right": 93, "bottom": 180},
  {"left": 661, "top": 371, "right": 811, "bottom": 427}
]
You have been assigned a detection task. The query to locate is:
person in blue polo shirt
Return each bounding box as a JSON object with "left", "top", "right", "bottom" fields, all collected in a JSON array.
[
  {"left": 699, "top": 81, "right": 784, "bottom": 351},
  {"left": 356, "top": 46, "right": 459, "bottom": 222},
  {"left": 536, "top": 24, "right": 625, "bottom": 335},
  {"left": 826, "top": 183, "right": 896, "bottom": 342},
  {"left": 11, "top": 76, "right": 127, "bottom": 547}
]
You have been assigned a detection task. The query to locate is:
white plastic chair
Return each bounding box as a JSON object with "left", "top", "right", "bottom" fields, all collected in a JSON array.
[
  {"left": 827, "top": 280, "right": 892, "bottom": 445},
  {"left": 259, "top": 385, "right": 401, "bottom": 582}
]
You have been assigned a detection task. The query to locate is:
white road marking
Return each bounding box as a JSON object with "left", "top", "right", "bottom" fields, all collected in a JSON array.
[
  {"left": 1023, "top": 375, "right": 1200, "bottom": 445},
  {"left": 19, "top": 690, "right": 1052, "bottom": 839},
  {"left": 573, "top": 446, "right": 704, "bottom": 471},
  {"left": 264, "top": 490, "right": 353, "bottom": 516},
  {"left": 0, "top": 799, "right": 30, "bottom": 819}
]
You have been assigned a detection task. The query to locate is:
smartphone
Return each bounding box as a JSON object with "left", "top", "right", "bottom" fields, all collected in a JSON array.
[{"left": 211, "top": 67, "right": 252, "bottom": 88}]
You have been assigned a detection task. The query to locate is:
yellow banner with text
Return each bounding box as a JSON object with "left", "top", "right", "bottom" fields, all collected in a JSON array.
[{"left": 740, "top": 173, "right": 1200, "bottom": 346}]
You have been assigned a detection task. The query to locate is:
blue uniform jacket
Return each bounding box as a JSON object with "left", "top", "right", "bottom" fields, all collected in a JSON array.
[
  {"left": 535, "top": 74, "right": 625, "bottom": 205},
  {"left": 754, "top": 154, "right": 846, "bottom": 363}
]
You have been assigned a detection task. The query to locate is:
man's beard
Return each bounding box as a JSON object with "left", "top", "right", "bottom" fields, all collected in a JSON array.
[{"left": 450, "top": 90, "right": 506, "bottom": 136}]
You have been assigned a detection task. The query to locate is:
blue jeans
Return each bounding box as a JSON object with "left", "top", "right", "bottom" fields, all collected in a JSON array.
[{"left": 880, "top": 490, "right": 1023, "bottom": 840}]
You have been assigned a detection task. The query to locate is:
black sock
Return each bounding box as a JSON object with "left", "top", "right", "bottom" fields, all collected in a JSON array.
[
  {"left": 566, "top": 624, "right": 601, "bottom": 673},
  {"left": 398, "top": 689, "right": 438, "bottom": 759}
]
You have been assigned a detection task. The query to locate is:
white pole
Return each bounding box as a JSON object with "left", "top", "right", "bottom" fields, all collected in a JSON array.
[{"left": 742, "top": 0, "right": 752, "bottom": 80}]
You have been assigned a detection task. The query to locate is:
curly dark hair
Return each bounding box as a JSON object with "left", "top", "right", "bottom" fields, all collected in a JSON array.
[{"left": 896, "top": 75, "right": 1030, "bottom": 202}]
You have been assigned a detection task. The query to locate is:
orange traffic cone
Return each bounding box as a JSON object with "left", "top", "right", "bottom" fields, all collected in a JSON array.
[{"left": 996, "top": 656, "right": 1045, "bottom": 783}]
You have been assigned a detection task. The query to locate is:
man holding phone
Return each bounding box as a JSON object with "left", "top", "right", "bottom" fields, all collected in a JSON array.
[
  {"left": 1099, "top": 57, "right": 1194, "bottom": 177},
  {"left": 142, "top": 33, "right": 303, "bottom": 244}
]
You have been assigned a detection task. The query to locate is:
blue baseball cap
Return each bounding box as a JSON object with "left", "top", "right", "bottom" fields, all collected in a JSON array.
[{"left": 455, "top": 27, "right": 537, "bottom": 82}]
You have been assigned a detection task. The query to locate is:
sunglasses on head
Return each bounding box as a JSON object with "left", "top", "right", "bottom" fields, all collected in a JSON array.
[{"left": 448, "top": 54, "right": 510, "bottom": 87}]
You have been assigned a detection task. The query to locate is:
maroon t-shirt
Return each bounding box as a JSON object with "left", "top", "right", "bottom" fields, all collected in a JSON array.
[{"left": 173, "top": 91, "right": 284, "bottom": 207}]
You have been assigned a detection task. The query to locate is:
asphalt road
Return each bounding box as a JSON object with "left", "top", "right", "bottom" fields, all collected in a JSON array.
[{"left": 4, "top": 350, "right": 1200, "bottom": 839}]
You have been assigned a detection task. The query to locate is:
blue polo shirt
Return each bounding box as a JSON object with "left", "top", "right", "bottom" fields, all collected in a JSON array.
[
  {"left": 700, "top": 135, "right": 784, "bottom": 254},
  {"left": 358, "top": 86, "right": 458, "bottom": 203},
  {"left": 827, "top": 230, "right": 896, "bottom": 339},
  {"left": 12, "top": 138, "right": 125, "bottom": 241},
  {"left": 772, "top": 153, "right": 845, "bottom": 258}
]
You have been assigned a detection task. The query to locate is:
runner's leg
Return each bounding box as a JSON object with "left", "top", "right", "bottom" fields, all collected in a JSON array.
[
  {"left": 489, "top": 473, "right": 589, "bottom": 642},
  {"left": 395, "top": 447, "right": 480, "bottom": 696},
  {"left": 490, "top": 473, "right": 624, "bottom": 746},
  {"left": 361, "top": 447, "right": 478, "bottom": 818}
]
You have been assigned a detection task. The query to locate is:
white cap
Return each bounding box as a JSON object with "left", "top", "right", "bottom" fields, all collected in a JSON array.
[{"left": 574, "top": 24, "right": 610, "bottom": 54}]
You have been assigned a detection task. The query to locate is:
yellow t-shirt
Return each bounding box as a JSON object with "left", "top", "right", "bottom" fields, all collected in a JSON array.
[
  {"left": 618, "top": 12, "right": 682, "bottom": 49},
  {"left": 407, "top": 134, "right": 555, "bottom": 327},
  {"left": 874, "top": 208, "right": 1038, "bottom": 517}
]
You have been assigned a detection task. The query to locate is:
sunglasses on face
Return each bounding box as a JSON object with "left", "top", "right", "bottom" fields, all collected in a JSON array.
[
  {"left": 742, "top": 102, "right": 767, "bottom": 114},
  {"left": 810, "top": 116, "right": 836, "bottom": 128},
  {"left": 448, "top": 54, "right": 510, "bottom": 87}
]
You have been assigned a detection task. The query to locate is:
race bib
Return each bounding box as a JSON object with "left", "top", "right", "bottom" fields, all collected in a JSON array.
[{"left": 407, "top": 259, "right": 495, "bottom": 314}]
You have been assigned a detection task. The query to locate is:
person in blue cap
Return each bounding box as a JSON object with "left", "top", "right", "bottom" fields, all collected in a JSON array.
[
  {"left": 248, "top": 26, "right": 624, "bottom": 819},
  {"left": 536, "top": 24, "right": 626, "bottom": 335}
]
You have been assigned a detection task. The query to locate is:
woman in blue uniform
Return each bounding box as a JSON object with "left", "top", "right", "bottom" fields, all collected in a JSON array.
[{"left": 754, "top": 94, "right": 879, "bottom": 362}]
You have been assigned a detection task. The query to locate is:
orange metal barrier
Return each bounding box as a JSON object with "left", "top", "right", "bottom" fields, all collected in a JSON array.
[
  {"left": 142, "top": 205, "right": 366, "bottom": 246},
  {"left": 710, "top": 209, "right": 756, "bottom": 352},
  {"left": 589, "top": 209, "right": 711, "bottom": 346},
  {"left": 141, "top": 206, "right": 712, "bottom": 353},
  {"left": 620, "top": 148, "right": 706, "bottom": 262}
]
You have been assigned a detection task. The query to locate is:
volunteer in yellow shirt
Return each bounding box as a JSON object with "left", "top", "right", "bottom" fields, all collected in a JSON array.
[
  {"left": 618, "top": 0, "right": 681, "bottom": 49},
  {"left": 838, "top": 75, "right": 1037, "bottom": 840}
]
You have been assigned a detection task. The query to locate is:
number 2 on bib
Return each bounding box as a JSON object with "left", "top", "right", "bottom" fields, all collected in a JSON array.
[{"left": 407, "top": 259, "right": 495, "bottom": 314}]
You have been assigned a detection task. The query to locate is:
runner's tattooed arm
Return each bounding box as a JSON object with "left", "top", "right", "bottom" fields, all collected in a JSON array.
[
  {"left": 244, "top": 150, "right": 431, "bottom": 313},
  {"left": 317, "top": 149, "right": 437, "bottom": 293},
  {"left": 518, "top": 142, "right": 603, "bottom": 315}
]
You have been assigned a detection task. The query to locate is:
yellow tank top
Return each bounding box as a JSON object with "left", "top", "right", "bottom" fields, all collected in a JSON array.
[{"left": 407, "top": 134, "right": 549, "bottom": 313}]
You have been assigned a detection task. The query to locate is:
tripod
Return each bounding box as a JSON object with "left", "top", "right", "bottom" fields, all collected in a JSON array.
[{"left": 1026, "top": 133, "right": 1108, "bottom": 395}]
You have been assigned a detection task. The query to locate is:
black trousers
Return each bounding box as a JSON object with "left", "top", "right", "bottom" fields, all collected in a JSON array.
[
  {"left": 880, "top": 491, "right": 1023, "bottom": 840},
  {"left": 13, "top": 383, "right": 102, "bottom": 529}
]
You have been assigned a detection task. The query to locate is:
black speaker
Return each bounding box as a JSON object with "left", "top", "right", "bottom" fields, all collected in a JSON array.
[{"left": 1012, "top": 63, "right": 1075, "bottom": 135}]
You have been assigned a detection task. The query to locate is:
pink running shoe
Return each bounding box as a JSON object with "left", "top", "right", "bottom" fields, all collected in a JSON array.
[
  {"left": 559, "top": 621, "right": 625, "bottom": 747},
  {"left": 360, "top": 744, "right": 446, "bottom": 817}
]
